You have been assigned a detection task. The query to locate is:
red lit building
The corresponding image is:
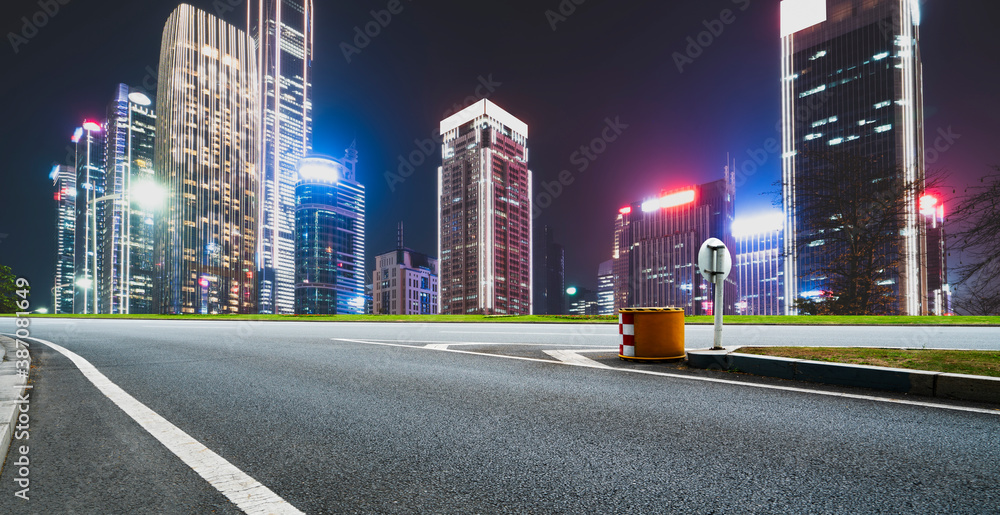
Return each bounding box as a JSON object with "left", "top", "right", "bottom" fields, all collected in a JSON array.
[
  {"left": 920, "top": 195, "right": 951, "bottom": 315},
  {"left": 612, "top": 170, "right": 737, "bottom": 316},
  {"left": 437, "top": 100, "right": 532, "bottom": 315}
]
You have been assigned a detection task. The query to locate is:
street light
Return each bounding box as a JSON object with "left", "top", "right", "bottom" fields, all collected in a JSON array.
[
  {"left": 566, "top": 286, "right": 577, "bottom": 295},
  {"left": 87, "top": 179, "right": 166, "bottom": 314}
]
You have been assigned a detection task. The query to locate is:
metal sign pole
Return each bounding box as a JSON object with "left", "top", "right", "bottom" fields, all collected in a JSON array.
[{"left": 713, "top": 248, "right": 724, "bottom": 350}]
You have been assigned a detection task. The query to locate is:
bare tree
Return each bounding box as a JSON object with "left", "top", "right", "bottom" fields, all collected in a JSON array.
[
  {"left": 948, "top": 167, "right": 1000, "bottom": 314},
  {"left": 781, "top": 149, "right": 930, "bottom": 315}
]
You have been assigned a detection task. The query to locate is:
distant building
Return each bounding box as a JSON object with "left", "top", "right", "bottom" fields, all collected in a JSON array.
[
  {"left": 74, "top": 120, "right": 106, "bottom": 314},
  {"left": 733, "top": 212, "right": 785, "bottom": 316},
  {"left": 51, "top": 164, "right": 76, "bottom": 315},
  {"left": 597, "top": 259, "right": 614, "bottom": 315},
  {"left": 154, "top": 4, "right": 259, "bottom": 314},
  {"left": 544, "top": 226, "right": 565, "bottom": 314},
  {"left": 568, "top": 287, "right": 600, "bottom": 316},
  {"left": 101, "top": 84, "right": 157, "bottom": 314},
  {"left": 373, "top": 225, "right": 438, "bottom": 315},
  {"left": 294, "top": 149, "right": 366, "bottom": 314},
  {"left": 781, "top": 0, "right": 926, "bottom": 314},
  {"left": 613, "top": 171, "right": 737, "bottom": 316},
  {"left": 251, "top": 0, "right": 315, "bottom": 315},
  {"left": 920, "top": 195, "right": 950, "bottom": 315},
  {"left": 438, "top": 99, "right": 532, "bottom": 314}
]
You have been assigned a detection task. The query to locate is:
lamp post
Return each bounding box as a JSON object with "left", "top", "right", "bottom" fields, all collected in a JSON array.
[{"left": 88, "top": 181, "right": 165, "bottom": 314}]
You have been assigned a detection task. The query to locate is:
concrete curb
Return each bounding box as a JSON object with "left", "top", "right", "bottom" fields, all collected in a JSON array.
[
  {"left": 687, "top": 347, "right": 1000, "bottom": 404},
  {"left": 0, "top": 335, "right": 30, "bottom": 475}
]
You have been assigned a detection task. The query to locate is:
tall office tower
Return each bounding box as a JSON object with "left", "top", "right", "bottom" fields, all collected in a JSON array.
[
  {"left": 543, "top": 226, "right": 565, "bottom": 315},
  {"left": 780, "top": 0, "right": 926, "bottom": 314},
  {"left": 74, "top": 121, "right": 106, "bottom": 314},
  {"left": 294, "top": 151, "right": 365, "bottom": 314},
  {"left": 613, "top": 172, "right": 737, "bottom": 316},
  {"left": 373, "top": 224, "right": 439, "bottom": 315},
  {"left": 438, "top": 99, "right": 532, "bottom": 315},
  {"left": 920, "top": 194, "right": 950, "bottom": 315},
  {"left": 154, "top": 4, "right": 260, "bottom": 314},
  {"left": 51, "top": 164, "right": 77, "bottom": 315},
  {"left": 597, "top": 259, "right": 614, "bottom": 316},
  {"left": 250, "top": 0, "right": 314, "bottom": 314},
  {"left": 733, "top": 212, "right": 785, "bottom": 316},
  {"left": 101, "top": 84, "right": 157, "bottom": 314}
]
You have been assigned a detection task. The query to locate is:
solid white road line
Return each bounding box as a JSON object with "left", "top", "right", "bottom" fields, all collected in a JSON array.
[
  {"left": 365, "top": 339, "right": 612, "bottom": 347},
  {"left": 542, "top": 349, "right": 612, "bottom": 368},
  {"left": 31, "top": 337, "right": 304, "bottom": 515},
  {"left": 332, "top": 338, "right": 1000, "bottom": 417}
]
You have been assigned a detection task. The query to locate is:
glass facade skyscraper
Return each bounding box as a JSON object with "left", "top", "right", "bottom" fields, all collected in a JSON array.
[
  {"left": 780, "top": 0, "right": 926, "bottom": 314},
  {"left": 154, "top": 4, "right": 260, "bottom": 314},
  {"left": 250, "top": 0, "right": 315, "bottom": 315},
  {"left": 733, "top": 212, "right": 785, "bottom": 316},
  {"left": 52, "top": 163, "right": 76, "bottom": 315},
  {"left": 101, "top": 84, "right": 157, "bottom": 314},
  {"left": 74, "top": 121, "right": 105, "bottom": 314},
  {"left": 438, "top": 100, "right": 532, "bottom": 315},
  {"left": 294, "top": 150, "right": 365, "bottom": 314}
]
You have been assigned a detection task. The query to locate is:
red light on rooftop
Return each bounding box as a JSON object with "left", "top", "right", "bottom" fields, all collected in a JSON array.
[
  {"left": 619, "top": 206, "right": 632, "bottom": 215},
  {"left": 659, "top": 189, "right": 696, "bottom": 209}
]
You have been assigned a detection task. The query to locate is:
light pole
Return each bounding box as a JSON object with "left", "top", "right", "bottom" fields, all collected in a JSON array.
[{"left": 88, "top": 181, "right": 165, "bottom": 314}]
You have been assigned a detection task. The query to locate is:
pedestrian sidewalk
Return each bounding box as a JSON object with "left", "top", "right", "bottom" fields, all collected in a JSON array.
[{"left": 0, "top": 335, "right": 30, "bottom": 475}]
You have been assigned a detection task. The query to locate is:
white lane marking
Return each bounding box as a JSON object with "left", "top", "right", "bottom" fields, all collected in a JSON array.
[
  {"left": 368, "top": 339, "right": 613, "bottom": 347},
  {"left": 31, "top": 337, "right": 304, "bottom": 515},
  {"left": 332, "top": 338, "right": 1000, "bottom": 417},
  {"left": 440, "top": 330, "right": 617, "bottom": 335},
  {"left": 543, "top": 349, "right": 612, "bottom": 368}
]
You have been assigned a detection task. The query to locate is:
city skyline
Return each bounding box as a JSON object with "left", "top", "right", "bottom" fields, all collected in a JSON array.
[{"left": 1, "top": 1, "right": 998, "bottom": 308}]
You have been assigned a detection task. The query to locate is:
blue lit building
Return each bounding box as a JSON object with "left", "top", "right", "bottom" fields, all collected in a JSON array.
[
  {"left": 294, "top": 146, "right": 366, "bottom": 314},
  {"left": 52, "top": 164, "right": 76, "bottom": 314},
  {"left": 780, "top": 0, "right": 926, "bottom": 314},
  {"left": 733, "top": 212, "right": 785, "bottom": 316},
  {"left": 101, "top": 84, "right": 157, "bottom": 314}
]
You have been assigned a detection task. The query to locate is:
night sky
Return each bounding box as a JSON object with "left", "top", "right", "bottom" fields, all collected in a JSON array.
[{"left": 1, "top": 0, "right": 998, "bottom": 310}]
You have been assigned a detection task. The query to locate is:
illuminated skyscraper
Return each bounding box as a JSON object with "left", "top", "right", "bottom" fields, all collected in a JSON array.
[
  {"left": 438, "top": 99, "right": 532, "bottom": 315},
  {"left": 154, "top": 4, "right": 260, "bottom": 314},
  {"left": 101, "top": 84, "right": 157, "bottom": 314},
  {"left": 74, "top": 120, "right": 105, "bottom": 314},
  {"left": 733, "top": 212, "right": 785, "bottom": 316},
  {"left": 613, "top": 172, "right": 737, "bottom": 316},
  {"left": 294, "top": 150, "right": 365, "bottom": 314},
  {"left": 52, "top": 163, "right": 76, "bottom": 315},
  {"left": 250, "top": 0, "right": 315, "bottom": 314},
  {"left": 780, "top": 0, "right": 926, "bottom": 314},
  {"left": 597, "top": 259, "right": 614, "bottom": 316}
]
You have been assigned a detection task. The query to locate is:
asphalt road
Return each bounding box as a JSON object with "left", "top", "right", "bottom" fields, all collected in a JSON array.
[{"left": 1, "top": 318, "right": 998, "bottom": 514}]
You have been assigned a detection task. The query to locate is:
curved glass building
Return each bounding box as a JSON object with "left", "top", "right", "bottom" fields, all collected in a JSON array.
[{"left": 294, "top": 149, "right": 365, "bottom": 314}]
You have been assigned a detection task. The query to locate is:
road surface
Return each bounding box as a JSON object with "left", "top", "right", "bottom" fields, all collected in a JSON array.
[{"left": 0, "top": 318, "right": 997, "bottom": 514}]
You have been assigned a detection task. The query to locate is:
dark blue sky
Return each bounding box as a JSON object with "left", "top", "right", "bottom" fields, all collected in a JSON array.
[{"left": 1, "top": 0, "right": 997, "bottom": 309}]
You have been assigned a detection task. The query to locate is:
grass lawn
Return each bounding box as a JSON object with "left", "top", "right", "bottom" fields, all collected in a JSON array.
[
  {"left": 738, "top": 346, "right": 1000, "bottom": 378},
  {"left": 4, "top": 314, "right": 999, "bottom": 326}
]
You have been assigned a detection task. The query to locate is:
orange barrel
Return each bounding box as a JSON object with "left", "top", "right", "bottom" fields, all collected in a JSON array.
[{"left": 618, "top": 307, "right": 685, "bottom": 361}]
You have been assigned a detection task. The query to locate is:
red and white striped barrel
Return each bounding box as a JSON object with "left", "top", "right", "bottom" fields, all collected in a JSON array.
[{"left": 619, "top": 312, "right": 635, "bottom": 357}]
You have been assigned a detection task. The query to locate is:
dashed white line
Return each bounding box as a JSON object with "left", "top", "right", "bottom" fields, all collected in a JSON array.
[
  {"left": 332, "top": 338, "right": 1000, "bottom": 417},
  {"left": 31, "top": 337, "right": 304, "bottom": 515}
]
